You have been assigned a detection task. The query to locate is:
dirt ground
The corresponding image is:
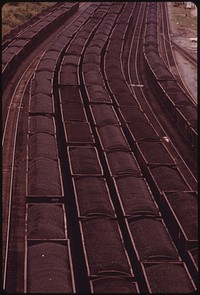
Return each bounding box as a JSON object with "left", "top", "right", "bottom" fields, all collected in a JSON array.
[{"left": 167, "top": 3, "right": 197, "bottom": 101}]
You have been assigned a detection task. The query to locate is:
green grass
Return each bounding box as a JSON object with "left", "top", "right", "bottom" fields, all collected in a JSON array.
[{"left": 2, "top": 2, "right": 55, "bottom": 36}]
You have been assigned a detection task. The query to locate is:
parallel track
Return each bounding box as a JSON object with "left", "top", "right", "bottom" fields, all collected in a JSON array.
[
  {"left": 159, "top": 2, "right": 196, "bottom": 104},
  {"left": 125, "top": 2, "right": 197, "bottom": 187},
  {"left": 170, "top": 38, "right": 197, "bottom": 66},
  {"left": 121, "top": 2, "right": 197, "bottom": 188},
  {"left": 2, "top": 3, "right": 89, "bottom": 292}
]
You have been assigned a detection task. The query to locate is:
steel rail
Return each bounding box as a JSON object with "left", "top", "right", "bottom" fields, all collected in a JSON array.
[
  {"left": 2, "top": 3, "right": 90, "bottom": 290},
  {"left": 123, "top": 2, "right": 144, "bottom": 98},
  {"left": 159, "top": 2, "right": 171, "bottom": 69},
  {"left": 126, "top": 2, "right": 146, "bottom": 99},
  {"left": 2, "top": 50, "right": 47, "bottom": 290},
  {"left": 126, "top": 5, "right": 198, "bottom": 281},
  {"left": 3, "top": 74, "right": 31, "bottom": 291},
  {"left": 2, "top": 2, "right": 91, "bottom": 140},
  {"left": 159, "top": 3, "right": 180, "bottom": 75},
  {"left": 159, "top": 2, "right": 197, "bottom": 105},
  {"left": 125, "top": 3, "right": 197, "bottom": 188},
  {"left": 170, "top": 38, "right": 197, "bottom": 66},
  {"left": 1, "top": 3, "right": 90, "bottom": 132}
]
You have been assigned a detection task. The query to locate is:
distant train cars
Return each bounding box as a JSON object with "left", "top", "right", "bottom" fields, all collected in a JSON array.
[
  {"left": 143, "top": 2, "right": 197, "bottom": 152},
  {"left": 2, "top": 2, "right": 79, "bottom": 89}
]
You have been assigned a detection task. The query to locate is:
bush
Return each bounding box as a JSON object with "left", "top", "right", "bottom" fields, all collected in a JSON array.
[{"left": 2, "top": 2, "right": 55, "bottom": 35}]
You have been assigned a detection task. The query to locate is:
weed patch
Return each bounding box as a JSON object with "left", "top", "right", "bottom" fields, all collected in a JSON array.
[{"left": 2, "top": 2, "right": 55, "bottom": 36}]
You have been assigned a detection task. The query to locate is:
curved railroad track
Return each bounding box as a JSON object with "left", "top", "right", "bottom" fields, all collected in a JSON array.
[
  {"left": 158, "top": 2, "right": 196, "bottom": 104},
  {"left": 125, "top": 2, "right": 197, "bottom": 185},
  {"left": 2, "top": 2, "right": 198, "bottom": 293},
  {"left": 2, "top": 3, "right": 88, "bottom": 292}
]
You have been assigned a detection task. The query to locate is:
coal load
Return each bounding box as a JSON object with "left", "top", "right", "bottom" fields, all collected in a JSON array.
[
  {"left": 28, "top": 242, "right": 73, "bottom": 293},
  {"left": 27, "top": 204, "right": 65, "bottom": 239}
]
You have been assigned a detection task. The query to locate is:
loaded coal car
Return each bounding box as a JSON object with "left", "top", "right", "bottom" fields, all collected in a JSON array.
[
  {"left": 26, "top": 157, "right": 64, "bottom": 201},
  {"left": 67, "top": 146, "right": 103, "bottom": 177},
  {"left": 126, "top": 216, "right": 181, "bottom": 262},
  {"left": 2, "top": 2, "right": 79, "bottom": 89},
  {"left": 26, "top": 203, "right": 68, "bottom": 240},
  {"left": 90, "top": 276, "right": 139, "bottom": 293},
  {"left": 90, "top": 104, "right": 120, "bottom": 126},
  {"left": 135, "top": 141, "right": 175, "bottom": 174},
  {"left": 175, "top": 104, "right": 197, "bottom": 152},
  {"left": 141, "top": 261, "right": 196, "bottom": 293},
  {"left": 24, "top": 202, "right": 76, "bottom": 293},
  {"left": 28, "top": 115, "right": 56, "bottom": 135},
  {"left": 145, "top": 164, "right": 190, "bottom": 205},
  {"left": 113, "top": 176, "right": 160, "bottom": 218},
  {"left": 161, "top": 191, "right": 198, "bottom": 253},
  {"left": 25, "top": 240, "right": 75, "bottom": 293},
  {"left": 144, "top": 1, "right": 197, "bottom": 152},
  {"left": 79, "top": 215, "right": 134, "bottom": 277},
  {"left": 72, "top": 177, "right": 116, "bottom": 218}
]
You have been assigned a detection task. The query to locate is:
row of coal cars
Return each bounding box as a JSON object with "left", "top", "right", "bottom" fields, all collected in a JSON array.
[
  {"left": 24, "top": 1, "right": 197, "bottom": 293},
  {"left": 2, "top": 2, "right": 63, "bottom": 49},
  {"left": 103, "top": 2, "right": 197, "bottom": 292},
  {"left": 24, "top": 2, "right": 87, "bottom": 293},
  {"left": 2, "top": 2, "right": 79, "bottom": 89},
  {"left": 143, "top": 2, "right": 197, "bottom": 152},
  {"left": 58, "top": 2, "right": 141, "bottom": 293},
  {"left": 24, "top": 2, "right": 123, "bottom": 293},
  {"left": 58, "top": 1, "right": 196, "bottom": 293}
]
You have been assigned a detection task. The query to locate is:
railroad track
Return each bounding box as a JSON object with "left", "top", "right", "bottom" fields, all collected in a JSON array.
[
  {"left": 170, "top": 38, "right": 197, "bottom": 66},
  {"left": 2, "top": 57, "right": 39, "bottom": 291},
  {"left": 159, "top": 2, "right": 196, "bottom": 104},
  {"left": 2, "top": 2, "right": 198, "bottom": 293},
  {"left": 125, "top": 3, "right": 197, "bottom": 185},
  {"left": 144, "top": 2, "right": 197, "bottom": 153},
  {"left": 2, "top": 3, "right": 87, "bottom": 292}
]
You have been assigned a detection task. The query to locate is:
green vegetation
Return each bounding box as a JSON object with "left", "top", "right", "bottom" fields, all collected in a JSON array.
[
  {"left": 2, "top": 2, "right": 55, "bottom": 36},
  {"left": 171, "top": 4, "right": 197, "bottom": 31}
]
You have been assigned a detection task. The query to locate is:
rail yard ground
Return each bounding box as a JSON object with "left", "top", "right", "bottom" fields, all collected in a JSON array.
[{"left": 167, "top": 2, "right": 197, "bottom": 100}]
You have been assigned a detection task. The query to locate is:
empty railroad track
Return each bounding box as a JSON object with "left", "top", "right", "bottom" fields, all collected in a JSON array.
[{"left": 158, "top": 2, "right": 196, "bottom": 104}]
